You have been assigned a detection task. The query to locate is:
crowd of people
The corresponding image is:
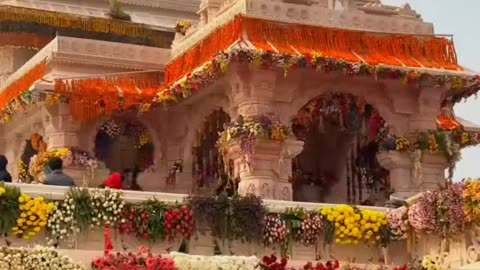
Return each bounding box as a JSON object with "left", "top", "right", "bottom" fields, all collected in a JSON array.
[{"left": 0, "top": 155, "right": 142, "bottom": 191}]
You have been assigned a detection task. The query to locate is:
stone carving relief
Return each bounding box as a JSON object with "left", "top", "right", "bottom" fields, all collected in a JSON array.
[
  {"left": 248, "top": 0, "right": 433, "bottom": 35},
  {"left": 280, "top": 186, "right": 291, "bottom": 200},
  {"left": 246, "top": 183, "right": 256, "bottom": 195},
  {"left": 467, "top": 226, "right": 480, "bottom": 264},
  {"left": 261, "top": 183, "right": 271, "bottom": 197}
]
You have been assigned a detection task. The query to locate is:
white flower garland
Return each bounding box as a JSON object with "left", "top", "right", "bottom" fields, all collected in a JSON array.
[
  {"left": 0, "top": 245, "right": 85, "bottom": 270},
  {"left": 46, "top": 194, "right": 77, "bottom": 245},
  {"left": 171, "top": 252, "right": 259, "bottom": 270},
  {"left": 90, "top": 188, "right": 125, "bottom": 227}
]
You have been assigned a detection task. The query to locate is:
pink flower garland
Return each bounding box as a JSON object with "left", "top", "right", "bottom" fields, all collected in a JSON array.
[{"left": 408, "top": 191, "right": 439, "bottom": 234}]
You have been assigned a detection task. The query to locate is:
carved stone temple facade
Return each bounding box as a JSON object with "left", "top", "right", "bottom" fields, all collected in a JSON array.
[{"left": 1, "top": 0, "right": 480, "bottom": 268}]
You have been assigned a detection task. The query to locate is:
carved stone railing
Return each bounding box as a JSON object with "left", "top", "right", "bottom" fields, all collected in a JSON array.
[
  {"left": 171, "top": 0, "right": 434, "bottom": 59},
  {"left": 54, "top": 36, "right": 170, "bottom": 70},
  {"left": 8, "top": 183, "right": 388, "bottom": 212},
  {"left": 3, "top": 182, "right": 397, "bottom": 267}
]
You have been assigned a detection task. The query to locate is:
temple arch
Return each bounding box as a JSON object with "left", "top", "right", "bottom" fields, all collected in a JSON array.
[
  {"left": 93, "top": 117, "right": 155, "bottom": 174},
  {"left": 190, "top": 108, "right": 231, "bottom": 194},
  {"left": 286, "top": 80, "right": 408, "bottom": 135},
  {"left": 290, "top": 92, "right": 390, "bottom": 205}
]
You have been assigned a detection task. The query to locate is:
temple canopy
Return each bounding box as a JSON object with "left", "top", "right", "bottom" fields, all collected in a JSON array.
[{"left": 165, "top": 16, "right": 462, "bottom": 87}]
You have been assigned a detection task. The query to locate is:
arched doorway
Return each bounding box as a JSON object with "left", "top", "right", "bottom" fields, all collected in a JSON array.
[
  {"left": 94, "top": 119, "right": 154, "bottom": 174},
  {"left": 291, "top": 92, "right": 389, "bottom": 205},
  {"left": 191, "top": 109, "right": 231, "bottom": 194}
]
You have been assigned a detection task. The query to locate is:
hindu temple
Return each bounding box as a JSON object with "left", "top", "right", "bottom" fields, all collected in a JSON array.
[{"left": 0, "top": 0, "right": 479, "bottom": 269}]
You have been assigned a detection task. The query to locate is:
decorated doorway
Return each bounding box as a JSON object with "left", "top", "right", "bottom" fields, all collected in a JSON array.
[
  {"left": 191, "top": 109, "right": 231, "bottom": 194},
  {"left": 291, "top": 93, "right": 389, "bottom": 205},
  {"left": 95, "top": 119, "right": 154, "bottom": 174}
]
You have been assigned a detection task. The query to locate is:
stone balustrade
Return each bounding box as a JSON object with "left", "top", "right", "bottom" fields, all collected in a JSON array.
[{"left": 4, "top": 183, "right": 480, "bottom": 269}]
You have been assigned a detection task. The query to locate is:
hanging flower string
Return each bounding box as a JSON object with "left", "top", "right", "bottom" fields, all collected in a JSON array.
[
  {"left": 379, "top": 129, "right": 480, "bottom": 179},
  {"left": 155, "top": 48, "right": 479, "bottom": 109}
]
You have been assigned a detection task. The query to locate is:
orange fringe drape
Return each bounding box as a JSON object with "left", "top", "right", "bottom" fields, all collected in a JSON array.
[
  {"left": 163, "top": 16, "right": 461, "bottom": 85},
  {"left": 0, "top": 62, "right": 47, "bottom": 110},
  {"left": 164, "top": 17, "right": 243, "bottom": 86},
  {"left": 55, "top": 74, "right": 159, "bottom": 123},
  {"left": 242, "top": 17, "right": 460, "bottom": 70},
  {"left": 0, "top": 33, "right": 52, "bottom": 49}
]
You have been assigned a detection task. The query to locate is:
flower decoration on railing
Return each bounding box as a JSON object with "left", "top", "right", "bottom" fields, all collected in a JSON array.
[
  {"left": 0, "top": 184, "right": 20, "bottom": 239},
  {"left": 175, "top": 20, "right": 193, "bottom": 35},
  {"left": 421, "top": 255, "right": 442, "bottom": 270},
  {"left": 0, "top": 245, "right": 85, "bottom": 270},
  {"left": 387, "top": 207, "right": 409, "bottom": 240},
  {"left": 172, "top": 252, "right": 259, "bottom": 270},
  {"left": 321, "top": 205, "right": 388, "bottom": 246},
  {"left": 264, "top": 213, "right": 288, "bottom": 247},
  {"left": 117, "top": 199, "right": 169, "bottom": 242},
  {"left": 408, "top": 191, "right": 439, "bottom": 234},
  {"left": 407, "top": 183, "right": 466, "bottom": 238},
  {"left": 165, "top": 205, "right": 195, "bottom": 242},
  {"left": 92, "top": 246, "right": 175, "bottom": 270},
  {"left": 6, "top": 182, "right": 480, "bottom": 262},
  {"left": 13, "top": 194, "right": 54, "bottom": 240},
  {"left": 46, "top": 187, "right": 124, "bottom": 246}
]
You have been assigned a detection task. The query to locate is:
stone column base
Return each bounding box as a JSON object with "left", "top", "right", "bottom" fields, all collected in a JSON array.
[{"left": 377, "top": 151, "right": 418, "bottom": 197}]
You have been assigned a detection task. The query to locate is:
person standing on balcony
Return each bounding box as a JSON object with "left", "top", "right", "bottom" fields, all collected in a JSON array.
[
  {"left": 0, "top": 155, "right": 12, "bottom": 182},
  {"left": 44, "top": 157, "right": 76, "bottom": 186}
]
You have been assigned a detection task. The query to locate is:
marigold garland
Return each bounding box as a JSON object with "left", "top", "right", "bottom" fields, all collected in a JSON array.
[
  {"left": 164, "top": 15, "right": 461, "bottom": 88},
  {"left": 0, "top": 33, "right": 51, "bottom": 50},
  {"left": 55, "top": 74, "right": 160, "bottom": 122},
  {"left": 0, "top": 6, "right": 173, "bottom": 48},
  {"left": 0, "top": 61, "right": 46, "bottom": 115}
]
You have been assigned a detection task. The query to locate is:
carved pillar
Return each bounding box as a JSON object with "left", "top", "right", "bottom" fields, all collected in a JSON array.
[
  {"left": 198, "top": 0, "right": 226, "bottom": 25},
  {"left": 225, "top": 67, "right": 303, "bottom": 200},
  {"left": 43, "top": 103, "right": 80, "bottom": 149},
  {"left": 420, "top": 154, "right": 448, "bottom": 190},
  {"left": 377, "top": 151, "right": 418, "bottom": 199}
]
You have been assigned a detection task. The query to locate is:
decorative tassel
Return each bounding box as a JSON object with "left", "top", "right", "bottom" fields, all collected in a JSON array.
[{"left": 104, "top": 226, "right": 113, "bottom": 254}]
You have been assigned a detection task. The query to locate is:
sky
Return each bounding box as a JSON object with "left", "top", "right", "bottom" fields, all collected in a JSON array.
[{"left": 383, "top": 0, "right": 480, "bottom": 181}]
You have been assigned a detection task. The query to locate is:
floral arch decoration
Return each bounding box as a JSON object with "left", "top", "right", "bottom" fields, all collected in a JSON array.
[
  {"left": 191, "top": 109, "right": 231, "bottom": 193},
  {"left": 95, "top": 119, "right": 154, "bottom": 172},
  {"left": 291, "top": 92, "right": 389, "bottom": 204}
]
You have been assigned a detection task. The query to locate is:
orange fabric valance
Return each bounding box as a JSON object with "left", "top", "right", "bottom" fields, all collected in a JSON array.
[
  {"left": 0, "top": 62, "right": 46, "bottom": 110},
  {"left": 164, "top": 16, "right": 460, "bottom": 87},
  {"left": 0, "top": 33, "right": 52, "bottom": 49},
  {"left": 55, "top": 74, "right": 160, "bottom": 122}
]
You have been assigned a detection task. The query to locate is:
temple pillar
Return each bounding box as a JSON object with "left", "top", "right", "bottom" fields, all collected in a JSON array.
[
  {"left": 43, "top": 103, "right": 81, "bottom": 150},
  {"left": 226, "top": 67, "right": 303, "bottom": 200},
  {"left": 419, "top": 154, "right": 448, "bottom": 190},
  {"left": 377, "top": 151, "right": 418, "bottom": 200}
]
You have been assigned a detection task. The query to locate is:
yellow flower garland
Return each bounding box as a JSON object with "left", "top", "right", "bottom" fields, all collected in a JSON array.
[
  {"left": 13, "top": 194, "right": 55, "bottom": 240},
  {"left": 321, "top": 205, "right": 387, "bottom": 245}
]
